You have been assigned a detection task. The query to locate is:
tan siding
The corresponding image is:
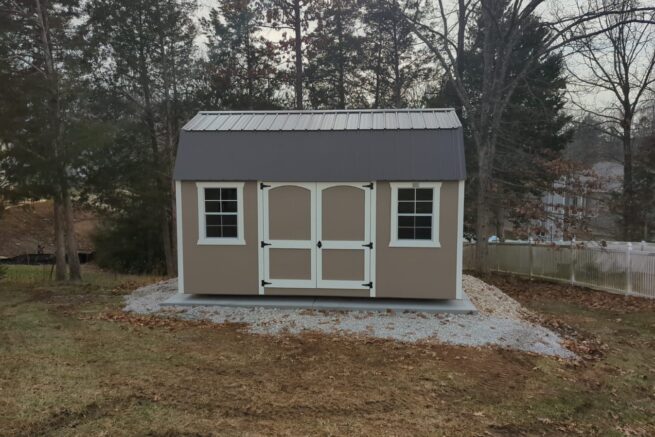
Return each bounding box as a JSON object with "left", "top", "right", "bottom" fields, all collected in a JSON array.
[
  {"left": 269, "top": 249, "right": 312, "bottom": 279},
  {"left": 322, "top": 249, "right": 365, "bottom": 280},
  {"left": 181, "top": 181, "right": 259, "bottom": 294},
  {"left": 268, "top": 185, "right": 311, "bottom": 240},
  {"left": 375, "top": 181, "right": 459, "bottom": 299},
  {"left": 321, "top": 186, "right": 365, "bottom": 241}
]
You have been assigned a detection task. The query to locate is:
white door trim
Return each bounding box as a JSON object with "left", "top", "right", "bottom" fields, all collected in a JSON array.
[
  {"left": 369, "top": 184, "right": 376, "bottom": 298},
  {"left": 257, "top": 181, "right": 264, "bottom": 295},
  {"left": 258, "top": 182, "right": 376, "bottom": 294},
  {"left": 456, "top": 180, "right": 465, "bottom": 299},
  {"left": 175, "top": 181, "right": 185, "bottom": 294},
  {"left": 261, "top": 182, "right": 316, "bottom": 289}
]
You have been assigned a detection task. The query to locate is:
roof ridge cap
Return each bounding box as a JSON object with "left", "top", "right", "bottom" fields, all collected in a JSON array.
[{"left": 197, "top": 108, "right": 456, "bottom": 115}]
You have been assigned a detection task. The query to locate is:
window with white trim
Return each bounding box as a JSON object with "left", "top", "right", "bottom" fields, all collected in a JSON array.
[
  {"left": 390, "top": 182, "right": 441, "bottom": 248},
  {"left": 197, "top": 182, "right": 245, "bottom": 245}
]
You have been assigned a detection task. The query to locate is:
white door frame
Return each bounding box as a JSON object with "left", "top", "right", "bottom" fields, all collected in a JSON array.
[
  {"left": 316, "top": 182, "right": 372, "bottom": 290},
  {"left": 260, "top": 182, "right": 317, "bottom": 290},
  {"left": 258, "top": 181, "right": 376, "bottom": 296}
]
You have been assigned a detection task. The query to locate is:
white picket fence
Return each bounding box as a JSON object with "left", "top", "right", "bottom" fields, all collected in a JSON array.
[{"left": 463, "top": 242, "right": 655, "bottom": 299}]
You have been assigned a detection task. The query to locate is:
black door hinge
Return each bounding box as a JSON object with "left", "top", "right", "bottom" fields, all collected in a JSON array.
[
  {"left": 362, "top": 281, "right": 373, "bottom": 288},
  {"left": 260, "top": 241, "right": 271, "bottom": 248},
  {"left": 362, "top": 182, "right": 374, "bottom": 189},
  {"left": 362, "top": 242, "right": 373, "bottom": 249},
  {"left": 261, "top": 280, "right": 271, "bottom": 287},
  {"left": 260, "top": 182, "right": 271, "bottom": 190}
]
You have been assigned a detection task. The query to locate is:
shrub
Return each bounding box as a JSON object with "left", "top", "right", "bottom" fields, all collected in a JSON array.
[
  {"left": 93, "top": 210, "right": 166, "bottom": 275},
  {"left": 0, "top": 264, "right": 7, "bottom": 281}
]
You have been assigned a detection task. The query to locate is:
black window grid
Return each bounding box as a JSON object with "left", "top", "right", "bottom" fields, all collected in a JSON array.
[
  {"left": 204, "top": 188, "right": 238, "bottom": 238},
  {"left": 397, "top": 188, "right": 433, "bottom": 240}
]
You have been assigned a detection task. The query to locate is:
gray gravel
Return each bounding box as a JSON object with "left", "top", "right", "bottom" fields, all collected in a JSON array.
[{"left": 124, "top": 277, "right": 575, "bottom": 359}]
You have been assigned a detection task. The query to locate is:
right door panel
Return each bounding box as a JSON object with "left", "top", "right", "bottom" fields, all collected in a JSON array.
[{"left": 317, "top": 183, "right": 371, "bottom": 289}]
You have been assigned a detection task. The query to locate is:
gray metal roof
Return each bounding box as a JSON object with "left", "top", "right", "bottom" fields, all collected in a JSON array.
[
  {"left": 175, "top": 109, "right": 466, "bottom": 182},
  {"left": 183, "top": 109, "right": 462, "bottom": 132}
]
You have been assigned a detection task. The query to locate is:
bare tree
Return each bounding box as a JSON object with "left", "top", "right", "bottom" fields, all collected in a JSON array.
[
  {"left": 567, "top": 1, "right": 655, "bottom": 241},
  {"left": 404, "top": 0, "right": 655, "bottom": 270}
]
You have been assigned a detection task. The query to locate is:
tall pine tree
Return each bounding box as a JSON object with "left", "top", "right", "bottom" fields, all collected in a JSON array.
[
  {"left": 305, "top": 0, "right": 366, "bottom": 109},
  {"left": 0, "top": 0, "right": 85, "bottom": 280},
  {"left": 263, "top": 0, "right": 313, "bottom": 109},
  {"left": 200, "top": 0, "right": 280, "bottom": 110},
  {"left": 81, "top": 0, "right": 198, "bottom": 274},
  {"left": 361, "top": 0, "right": 428, "bottom": 108}
]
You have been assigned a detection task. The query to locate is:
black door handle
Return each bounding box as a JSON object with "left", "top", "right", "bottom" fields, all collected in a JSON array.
[{"left": 317, "top": 241, "right": 322, "bottom": 248}]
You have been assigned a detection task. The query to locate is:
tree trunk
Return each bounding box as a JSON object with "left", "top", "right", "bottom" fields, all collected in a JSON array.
[
  {"left": 494, "top": 203, "right": 504, "bottom": 241},
  {"left": 53, "top": 196, "right": 67, "bottom": 281},
  {"left": 474, "top": 136, "right": 494, "bottom": 272},
  {"left": 293, "top": 0, "right": 303, "bottom": 110},
  {"left": 391, "top": 20, "right": 401, "bottom": 107},
  {"left": 335, "top": 8, "right": 346, "bottom": 109},
  {"left": 161, "top": 37, "right": 178, "bottom": 276},
  {"left": 137, "top": 27, "right": 175, "bottom": 276},
  {"left": 161, "top": 210, "right": 175, "bottom": 276},
  {"left": 475, "top": 198, "right": 490, "bottom": 273},
  {"left": 622, "top": 122, "right": 634, "bottom": 241},
  {"left": 373, "top": 36, "right": 382, "bottom": 108},
  {"left": 63, "top": 189, "right": 81, "bottom": 280},
  {"left": 36, "top": 0, "right": 68, "bottom": 279},
  {"left": 245, "top": 27, "right": 254, "bottom": 109}
]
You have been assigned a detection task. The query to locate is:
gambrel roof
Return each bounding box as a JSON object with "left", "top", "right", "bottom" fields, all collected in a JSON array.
[{"left": 174, "top": 109, "right": 466, "bottom": 182}]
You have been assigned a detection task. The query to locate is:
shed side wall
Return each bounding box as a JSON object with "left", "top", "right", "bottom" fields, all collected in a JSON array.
[
  {"left": 375, "top": 181, "right": 459, "bottom": 299},
  {"left": 181, "top": 181, "right": 259, "bottom": 294}
]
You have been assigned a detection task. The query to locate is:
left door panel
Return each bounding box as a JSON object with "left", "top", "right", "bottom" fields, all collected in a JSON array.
[{"left": 260, "top": 183, "right": 316, "bottom": 289}]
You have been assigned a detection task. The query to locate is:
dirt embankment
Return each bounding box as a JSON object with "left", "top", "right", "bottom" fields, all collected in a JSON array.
[{"left": 0, "top": 200, "right": 97, "bottom": 258}]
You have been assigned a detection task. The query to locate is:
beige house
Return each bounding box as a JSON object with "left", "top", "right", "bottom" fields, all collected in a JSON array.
[{"left": 174, "top": 109, "right": 466, "bottom": 300}]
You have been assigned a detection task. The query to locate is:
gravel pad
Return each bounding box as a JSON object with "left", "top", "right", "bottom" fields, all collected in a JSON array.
[{"left": 125, "top": 277, "right": 575, "bottom": 358}]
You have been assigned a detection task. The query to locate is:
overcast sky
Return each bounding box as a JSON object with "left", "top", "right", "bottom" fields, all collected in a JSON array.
[{"left": 191, "top": 0, "right": 655, "bottom": 116}]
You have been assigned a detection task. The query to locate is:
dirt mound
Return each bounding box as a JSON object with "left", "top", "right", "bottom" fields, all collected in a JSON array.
[{"left": 0, "top": 200, "right": 97, "bottom": 258}]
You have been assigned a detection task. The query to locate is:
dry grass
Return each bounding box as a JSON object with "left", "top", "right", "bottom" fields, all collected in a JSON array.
[
  {"left": 0, "top": 271, "right": 654, "bottom": 436},
  {"left": 2, "top": 264, "right": 161, "bottom": 289}
]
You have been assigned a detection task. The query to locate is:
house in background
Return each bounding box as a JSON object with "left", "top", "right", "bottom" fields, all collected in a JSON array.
[
  {"left": 537, "top": 161, "right": 623, "bottom": 241},
  {"left": 173, "top": 109, "right": 466, "bottom": 300}
]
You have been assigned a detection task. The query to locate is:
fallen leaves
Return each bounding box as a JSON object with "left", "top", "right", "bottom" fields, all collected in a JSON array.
[
  {"left": 81, "top": 310, "right": 246, "bottom": 331},
  {"left": 481, "top": 273, "right": 655, "bottom": 313}
]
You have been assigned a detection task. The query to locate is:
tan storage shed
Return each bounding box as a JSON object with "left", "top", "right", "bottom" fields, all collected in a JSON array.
[{"left": 174, "top": 109, "right": 466, "bottom": 300}]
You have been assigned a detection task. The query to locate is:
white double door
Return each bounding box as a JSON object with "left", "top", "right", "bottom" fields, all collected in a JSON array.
[{"left": 259, "top": 182, "right": 374, "bottom": 292}]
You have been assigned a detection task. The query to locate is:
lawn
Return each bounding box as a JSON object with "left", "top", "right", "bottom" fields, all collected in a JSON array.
[{"left": 1, "top": 266, "right": 654, "bottom": 436}]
